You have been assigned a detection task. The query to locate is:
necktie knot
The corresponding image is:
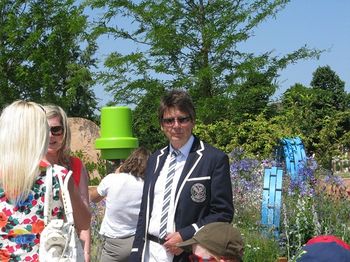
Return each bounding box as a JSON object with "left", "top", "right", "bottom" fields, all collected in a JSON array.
[{"left": 172, "top": 150, "right": 180, "bottom": 157}]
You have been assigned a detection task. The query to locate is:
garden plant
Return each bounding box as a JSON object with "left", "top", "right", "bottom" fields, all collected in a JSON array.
[
  {"left": 230, "top": 148, "right": 350, "bottom": 261},
  {"left": 88, "top": 147, "right": 350, "bottom": 261}
]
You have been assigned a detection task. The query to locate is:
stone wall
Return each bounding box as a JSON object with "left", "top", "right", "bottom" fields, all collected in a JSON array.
[{"left": 68, "top": 117, "right": 101, "bottom": 178}]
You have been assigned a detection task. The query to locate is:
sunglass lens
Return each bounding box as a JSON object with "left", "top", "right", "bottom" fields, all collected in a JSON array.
[
  {"left": 162, "top": 118, "right": 175, "bottom": 125},
  {"left": 50, "top": 126, "right": 63, "bottom": 136},
  {"left": 178, "top": 117, "right": 190, "bottom": 123}
]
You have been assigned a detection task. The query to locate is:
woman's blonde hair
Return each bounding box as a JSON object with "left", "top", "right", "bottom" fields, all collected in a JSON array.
[
  {"left": 0, "top": 100, "right": 49, "bottom": 203},
  {"left": 43, "top": 104, "right": 71, "bottom": 166}
]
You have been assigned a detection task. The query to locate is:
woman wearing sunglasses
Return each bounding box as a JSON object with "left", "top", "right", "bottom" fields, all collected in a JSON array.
[{"left": 43, "top": 104, "right": 91, "bottom": 262}]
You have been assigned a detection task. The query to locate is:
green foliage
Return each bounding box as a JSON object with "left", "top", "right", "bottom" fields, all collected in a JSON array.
[
  {"left": 280, "top": 67, "right": 350, "bottom": 168},
  {"left": 194, "top": 119, "right": 236, "bottom": 154},
  {"left": 231, "top": 152, "right": 350, "bottom": 261},
  {"left": 229, "top": 71, "right": 277, "bottom": 124},
  {"left": 133, "top": 85, "right": 168, "bottom": 153},
  {"left": 88, "top": 0, "right": 321, "bottom": 124},
  {"left": 71, "top": 150, "right": 107, "bottom": 185},
  {"left": 311, "top": 65, "right": 347, "bottom": 110},
  {"left": 242, "top": 230, "right": 279, "bottom": 262},
  {"left": 87, "top": 160, "right": 108, "bottom": 186},
  {"left": 90, "top": 200, "right": 105, "bottom": 260},
  {"left": 231, "top": 114, "right": 293, "bottom": 158},
  {"left": 194, "top": 114, "right": 295, "bottom": 159},
  {"left": 0, "top": 0, "right": 98, "bottom": 120},
  {"left": 280, "top": 83, "right": 314, "bottom": 133},
  {"left": 315, "top": 110, "right": 350, "bottom": 168}
]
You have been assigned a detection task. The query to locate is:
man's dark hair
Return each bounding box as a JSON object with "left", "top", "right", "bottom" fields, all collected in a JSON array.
[{"left": 158, "top": 90, "right": 196, "bottom": 123}]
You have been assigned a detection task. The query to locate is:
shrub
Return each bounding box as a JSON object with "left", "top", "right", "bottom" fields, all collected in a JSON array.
[{"left": 71, "top": 150, "right": 107, "bottom": 185}]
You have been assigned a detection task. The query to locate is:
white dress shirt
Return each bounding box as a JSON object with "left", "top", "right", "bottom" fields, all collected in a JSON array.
[{"left": 147, "top": 135, "right": 194, "bottom": 261}]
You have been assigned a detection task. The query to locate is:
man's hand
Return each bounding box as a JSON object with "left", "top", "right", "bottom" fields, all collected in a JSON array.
[{"left": 163, "top": 232, "right": 184, "bottom": 256}]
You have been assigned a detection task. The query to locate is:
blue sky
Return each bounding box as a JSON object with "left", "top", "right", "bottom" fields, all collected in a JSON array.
[{"left": 92, "top": 0, "right": 350, "bottom": 106}]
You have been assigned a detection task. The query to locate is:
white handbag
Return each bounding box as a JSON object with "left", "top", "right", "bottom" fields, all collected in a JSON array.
[{"left": 39, "top": 165, "right": 84, "bottom": 262}]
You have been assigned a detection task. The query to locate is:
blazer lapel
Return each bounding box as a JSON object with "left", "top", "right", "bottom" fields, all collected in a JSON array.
[
  {"left": 149, "top": 147, "right": 168, "bottom": 197},
  {"left": 153, "top": 147, "right": 168, "bottom": 177}
]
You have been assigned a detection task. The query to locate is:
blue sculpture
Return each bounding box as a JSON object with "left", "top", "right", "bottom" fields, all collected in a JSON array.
[
  {"left": 261, "top": 166, "right": 283, "bottom": 238},
  {"left": 280, "top": 137, "right": 307, "bottom": 181},
  {"left": 261, "top": 137, "right": 307, "bottom": 238}
]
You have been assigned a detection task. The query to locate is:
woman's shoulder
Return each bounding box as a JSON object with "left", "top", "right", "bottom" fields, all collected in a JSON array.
[
  {"left": 122, "top": 172, "right": 144, "bottom": 184},
  {"left": 40, "top": 163, "right": 69, "bottom": 182},
  {"left": 52, "top": 163, "right": 68, "bottom": 171},
  {"left": 39, "top": 160, "right": 68, "bottom": 173},
  {"left": 101, "top": 172, "right": 119, "bottom": 181},
  {"left": 52, "top": 164, "right": 70, "bottom": 179},
  {"left": 69, "top": 156, "right": 83, "bottom": 168},
  {"left": 101, "top": 172, "right": 139, "bottom": 183}
]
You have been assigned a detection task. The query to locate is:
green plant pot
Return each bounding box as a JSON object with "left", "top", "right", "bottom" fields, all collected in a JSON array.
[{"left": 95, "top": 106, "right": 138, "bottom": 160}]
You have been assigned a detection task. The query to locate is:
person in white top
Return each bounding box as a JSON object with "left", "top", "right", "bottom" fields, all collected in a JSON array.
[{"left": 90, "top": 147, "right": 151, "bottom": 262}]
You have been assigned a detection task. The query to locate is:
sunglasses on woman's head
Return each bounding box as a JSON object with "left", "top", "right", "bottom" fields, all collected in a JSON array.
[{"left": 50, "top": 126, "right": 64, "bottom": 136}]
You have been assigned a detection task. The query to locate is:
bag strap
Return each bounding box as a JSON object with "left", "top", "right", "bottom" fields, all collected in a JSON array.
[
  {"left": 44, "top": 165, "right": 53, "bottom": 225},
  {"left": 57, "top": 170, "right": 74, "bottom": 225},
  {"left": 44, "top": 165, "right": 74, "bottom": 225}
]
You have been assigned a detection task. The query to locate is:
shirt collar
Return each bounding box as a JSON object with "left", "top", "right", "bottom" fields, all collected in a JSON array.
[{"left": 170, "top": 135, "right": 194, "bottom": 159}]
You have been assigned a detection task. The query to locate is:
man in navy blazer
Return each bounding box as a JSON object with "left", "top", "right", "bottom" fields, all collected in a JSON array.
[{"left": 130, "top": 90, "right": 234, "bottom": 262}]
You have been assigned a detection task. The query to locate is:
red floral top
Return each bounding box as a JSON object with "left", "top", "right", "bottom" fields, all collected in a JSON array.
[{"left": 0, "top": 164, "right": 68, "bottom": 262}]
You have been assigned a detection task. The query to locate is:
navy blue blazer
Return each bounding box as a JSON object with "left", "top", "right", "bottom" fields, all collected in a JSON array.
[{"left": 130, "top": 136, "right": 234, "bottom": 262}]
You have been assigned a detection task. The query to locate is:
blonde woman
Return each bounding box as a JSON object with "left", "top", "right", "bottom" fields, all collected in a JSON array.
[
  {"left": 0, "top": 100, "right": 90, "bottom": 261},
  {"left": 43, "top": 104, "right": 91, "bottom": 262}
]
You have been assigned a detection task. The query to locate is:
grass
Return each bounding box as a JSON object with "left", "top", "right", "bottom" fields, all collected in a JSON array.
[{"left": 241, "top": 229, "right": 280, "bottom": 262}]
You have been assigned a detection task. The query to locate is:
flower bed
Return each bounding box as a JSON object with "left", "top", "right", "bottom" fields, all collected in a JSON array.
[
  {"left": 89, "top": 149, "right": 350, "bottom": 261},
  {"left": 230, "top": 148, "right": 350, "bottom": 261}
]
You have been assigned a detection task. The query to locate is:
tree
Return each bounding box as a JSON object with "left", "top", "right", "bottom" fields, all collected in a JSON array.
[
  {"left": 281, "top": 84, "right": 314, "bottom": 133},
  {"left": 0, "top": 0, "right": 98, "bottom": 120},
  {"left": 280, "top": 66, "right": 350, "bottom": 167},
  {"left": 132, "top": 81, "right": 167, "bottom": 152},
  {"left": 229, "top": 70, "right": 276, "bottom": 124},
  {"left": 316, "top": 110, "right": 350, "bottom": 168},
  {"left": 310, "top": 65, "right": 348, "bottom": 111},
  {"left": 89, "top": 0, "right": 321, "bottom": 123}
]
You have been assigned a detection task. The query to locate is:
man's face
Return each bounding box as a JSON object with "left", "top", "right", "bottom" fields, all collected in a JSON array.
[
  {"left": 191, "top": 244, "right": 240, "bottom": 262},
  {"left": 192, "top": 244, "right": 216, "bottom": 261},
  {"left": 161, "top": 107, "right": 194, "bottom": 149}
]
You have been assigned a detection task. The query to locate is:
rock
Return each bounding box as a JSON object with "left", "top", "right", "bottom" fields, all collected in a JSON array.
[{"left": 68, "top": 117, "right": 101, "bottom": 179}]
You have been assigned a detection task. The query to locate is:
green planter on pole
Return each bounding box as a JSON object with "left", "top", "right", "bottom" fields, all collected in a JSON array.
[{"left": 95, "top": 106, "right": 138, "bottom": 160}]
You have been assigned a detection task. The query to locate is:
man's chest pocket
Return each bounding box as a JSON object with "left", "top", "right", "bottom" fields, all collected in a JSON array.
[{"left": 185, "top": 176, "right": 211, "bottom": 203}]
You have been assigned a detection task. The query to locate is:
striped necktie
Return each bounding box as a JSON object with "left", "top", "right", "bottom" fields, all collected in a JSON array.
[{"left": 159, "top": 150, "right": 180, "bottom": 238}]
